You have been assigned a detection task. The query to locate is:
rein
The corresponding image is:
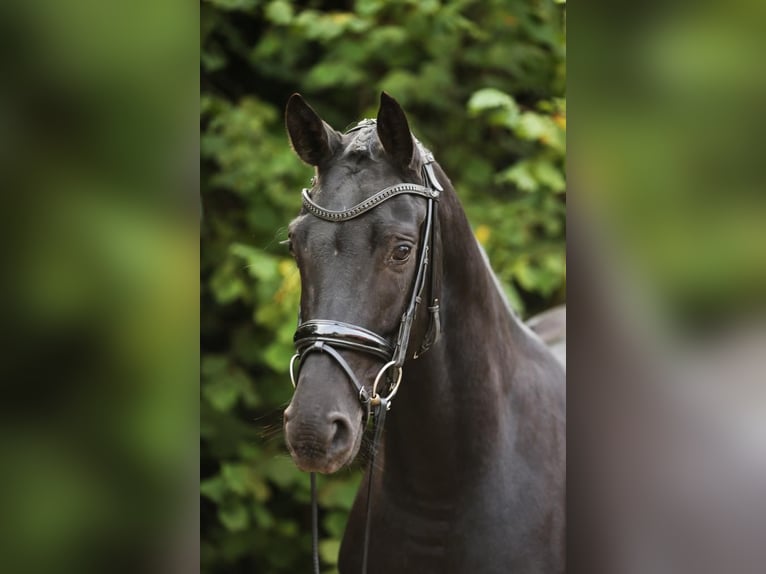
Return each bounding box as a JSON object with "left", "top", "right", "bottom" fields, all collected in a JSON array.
[{"left": 287, "top": 123, "right": 442, "bottom": 574}]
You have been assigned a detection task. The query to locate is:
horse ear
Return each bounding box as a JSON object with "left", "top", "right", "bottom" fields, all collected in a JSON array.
[
  {"left": 377, "top": 92, "right": 414, "bottom": 170},
  {"left": 285, "top": 93, "right": 339, "bottom": 166}
]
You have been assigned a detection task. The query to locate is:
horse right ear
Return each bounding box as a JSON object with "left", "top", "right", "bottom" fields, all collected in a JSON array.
[
  {"left": 285, "top": 94, "right": 339, "bottom": 166},
  {"left": 377, "top": 92, "right": 414, "bottom": 170}
]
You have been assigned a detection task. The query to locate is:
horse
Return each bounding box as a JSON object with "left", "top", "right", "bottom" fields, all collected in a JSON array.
[{"left": 282, "top": 92, "right": 566, "bottom": 573}]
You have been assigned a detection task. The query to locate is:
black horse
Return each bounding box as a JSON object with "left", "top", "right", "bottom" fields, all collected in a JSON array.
[{"left": 283, "top": 92, "right": 565, "bottom": 573}]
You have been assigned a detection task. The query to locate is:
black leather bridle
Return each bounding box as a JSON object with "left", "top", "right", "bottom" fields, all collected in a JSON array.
[{"left": 287, "top": 121, "right": 442, "bottom": 574}]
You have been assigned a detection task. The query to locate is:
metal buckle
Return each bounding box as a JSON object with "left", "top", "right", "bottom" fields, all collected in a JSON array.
[{"left": 370, "top": 361, "right": 403, "bottom": 409}]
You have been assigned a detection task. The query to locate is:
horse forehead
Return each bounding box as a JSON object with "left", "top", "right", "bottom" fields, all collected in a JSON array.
[
  {"left": 313, "top": 217, "right": 372, "bottom": 248},
  {"left": 290, "top": 212, "right": 370, "bottom": 252},
  {"left": 341, "top": 124, "right": 380, "bottom": 156},
  {"left": 313, "top": 129, "right": 394, "bottom": 203},
  {"left": 323, "top": 165, "right": 393, "bottom": 203}
]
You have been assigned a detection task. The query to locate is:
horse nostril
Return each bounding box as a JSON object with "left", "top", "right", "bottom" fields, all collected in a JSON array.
[{"left": 328, "top": 413, "right": 352, "bottom": 454}]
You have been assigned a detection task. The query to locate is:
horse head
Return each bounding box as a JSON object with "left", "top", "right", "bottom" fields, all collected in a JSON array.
[{"left": 282, "top": 93, "right": 437, "bottom": 473}]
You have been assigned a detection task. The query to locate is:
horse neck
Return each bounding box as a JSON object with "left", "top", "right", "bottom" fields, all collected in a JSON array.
[{"left": 380, "top": 175, "right": 526, "bottom": 501}]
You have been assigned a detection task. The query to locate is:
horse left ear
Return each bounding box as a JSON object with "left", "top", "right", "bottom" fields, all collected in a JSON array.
[{"left": 377, "top": 92, "right": 414, "bottom": 170}]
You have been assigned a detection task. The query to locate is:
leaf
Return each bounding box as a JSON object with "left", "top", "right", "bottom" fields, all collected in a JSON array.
[
  {"left": 319, "top": 539, "right": 341, "bottom": 565},
  {"left": 221, "top": 462, "right": 271, "bottom": 500},
  {"left": 516, "top": 112, "right": 549, "bottom": 140},
  {"left": 253, "top": 504, "right": 275, "bottom": 529},
  {"left": 221, "top": 463, "right": 250, "bottom": 495},
  {"left": 210, "top": 265, "right": 247, "bottom": 304},
  {"left": 502, "top": 281, "right": 526, "bottom": 315},
  {"left": 323, "top": 511, "right": 348, "bottom": 538},
  {"left": 218, "top": 501, "right": 250, "bottom": 532},
  {"left": 515, "top": 112, "right": 564, "bottom": 151},
  {"left": 261, "top": 457, "right": 303, "bottom": 489},
  {"left": 318, "top": 477, "right": 362, "bottom": 510},
  {"left": 230, "top": 243, "right": 279, "bottom": 282},
  {"left": 201, "top": 47, "right": 227, "bottom": 72},
  {"left": 201, "top": 360, "right": 256, "bottom": 412},
  {"left": 265, "top": 0, "right": 293, "bottom": 24},
  {"left": 467, "top": 88, "right": 518, "bottom": 114},
  {"left": 202, "top": 355, "right": 228, "bottom": 377},
  {"left": 498, "top": 161, "right": 539, "bottom": 192},
  {"left": 202, "top": 377, "right": 240, "bottom": 412},
  {"left": 204, "top": 0, "right": 260, "bottom": 11},
  {"left": 534, "top": 160, "right": 566, "bottom": 192},
  {"left": 295, "top": 11, "right": 353, "bottom": 41},
  {"left": 200, "top": 475, "right": 226, "bottom": 503},
  {"left": 305, "top": 61, "right": 364, "bottom": 89},
  {"left": 262, "top": 341, "right": 295, "bottom": 373},
  {"left": 513, "top": 255, "right": 566, "bottom": 296},
  {"left": 497, "top": 158, "right": 565, "bottom": 193}
]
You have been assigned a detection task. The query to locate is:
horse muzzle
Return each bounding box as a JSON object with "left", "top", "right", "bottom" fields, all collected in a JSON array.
[{"left": 283, "top": 404, "right": 361, "bottom": 474}]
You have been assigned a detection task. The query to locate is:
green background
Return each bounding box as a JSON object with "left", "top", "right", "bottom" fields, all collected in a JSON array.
[{"left": 201, "top": 0, "right": 566, "bottom": 571}]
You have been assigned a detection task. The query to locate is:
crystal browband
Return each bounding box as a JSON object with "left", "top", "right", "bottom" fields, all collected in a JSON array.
[{"left": 301, "top": 183, "right": 439, "bottom": 222}]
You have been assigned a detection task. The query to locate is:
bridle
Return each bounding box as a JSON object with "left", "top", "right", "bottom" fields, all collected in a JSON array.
[{"left": 287, "top": 120, "right": 442, "bottom": 574}]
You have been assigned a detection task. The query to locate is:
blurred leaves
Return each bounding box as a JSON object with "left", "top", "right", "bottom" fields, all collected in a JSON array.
[
  {"left": 0, "top": 0, "right": 198, "bottom": 570},
  {"left": 202, "top": 0, "right": 565, "bottom": 572},
  {"left": 205, "top": 0, "right": 261, "bottom": 12},
  {"left": 575, "top": 0, "right": 766, "bottom": 326}
]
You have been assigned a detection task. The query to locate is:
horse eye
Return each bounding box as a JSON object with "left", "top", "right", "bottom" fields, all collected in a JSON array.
[{"left": 392, "top": 244, "right": 412, "bottom": 262}]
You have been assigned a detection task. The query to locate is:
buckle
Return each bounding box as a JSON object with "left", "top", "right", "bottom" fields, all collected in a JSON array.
[{"left": 371, "top": 361, "right": 403, "bottom": 408}]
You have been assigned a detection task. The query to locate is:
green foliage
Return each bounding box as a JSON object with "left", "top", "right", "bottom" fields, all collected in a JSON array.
[{"left": 202, "top": 0, "right": 565, "bottom": 571}]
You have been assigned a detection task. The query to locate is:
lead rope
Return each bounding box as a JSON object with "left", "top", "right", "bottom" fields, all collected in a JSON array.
[
  {"left": 309, "top": 397, "right": 388, "bottom": 574},
  {"left": 361, "top": 397, "right": 388, "bottom": 574},
  {"left": 311, "top": 472, "right": 320, "bottom": 574}
]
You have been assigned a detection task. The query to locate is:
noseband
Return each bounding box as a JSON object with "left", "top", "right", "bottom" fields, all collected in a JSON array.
[{"left": 287, "top": 121, "right": 442, "bottom": 574}]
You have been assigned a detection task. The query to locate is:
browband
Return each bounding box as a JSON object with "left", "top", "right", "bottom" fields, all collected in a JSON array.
[{"left": 301, "top": 183, "right": 439, "bottom": 222}]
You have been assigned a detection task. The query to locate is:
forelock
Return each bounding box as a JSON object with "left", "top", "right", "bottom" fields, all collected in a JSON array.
[{"left": 342, "top": 125, "right": 382, "bottom": 160}]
